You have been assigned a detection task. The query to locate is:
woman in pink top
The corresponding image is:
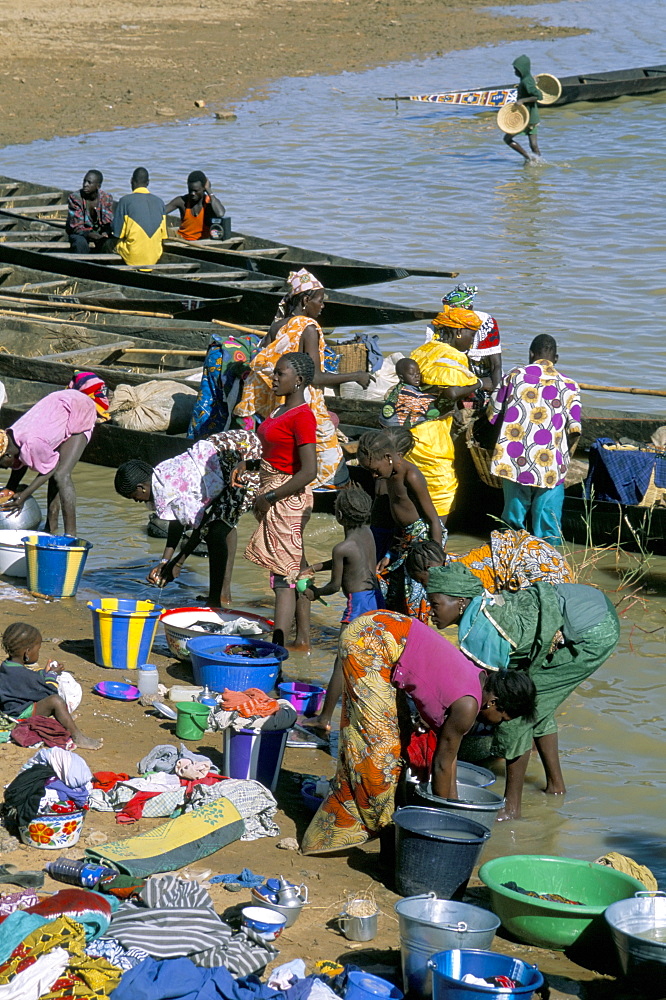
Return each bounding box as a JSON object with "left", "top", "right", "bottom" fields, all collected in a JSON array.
[
  {"left": 301, "top": 608, "right": 536, "bottom": 854},
  {"left": 0, "top": 388, "right": 103, "bottom": 535}
]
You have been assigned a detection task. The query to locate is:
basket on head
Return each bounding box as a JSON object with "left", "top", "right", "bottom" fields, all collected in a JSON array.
[
  {"left": 535, "top": 73, "right": 562, "bottom": 105},
  {"left": 496, "top": 102, "right": 530, "bottom": 135}
]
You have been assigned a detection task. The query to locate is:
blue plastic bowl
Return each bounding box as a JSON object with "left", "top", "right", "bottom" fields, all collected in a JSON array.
[
  {"left": 429, "top": 949, "right": 544, "bottom": 1000},
  {"left": 186, "top": 634, "right": 288, "bottom": 693},
  {"left": 241, "top": 905, "right": 287, "bottom": 942}
]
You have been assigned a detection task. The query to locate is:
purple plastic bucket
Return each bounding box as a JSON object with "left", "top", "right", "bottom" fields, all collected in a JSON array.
[
  {"left": 278, "top": 681, "right": 325, "bottom": 717},
  {"left": 221, "top": 727, "right": 288, "bottom": 792}
]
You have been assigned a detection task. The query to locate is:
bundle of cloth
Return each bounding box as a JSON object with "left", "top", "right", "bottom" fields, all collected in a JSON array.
[
  {"left": 210, "top": 688, "right": 297, "bottom": 734},
  {"left": 89, "top": 743, "right": 279, "bottom": 840},
  {"left": 2, "top": 748, "right": 92, "bottom": 833}
]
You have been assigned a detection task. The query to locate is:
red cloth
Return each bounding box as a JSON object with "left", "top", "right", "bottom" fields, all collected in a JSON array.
[
  {"left": 179, "top": 773, "right": 227, "bottom": 796},
  {"left": 405, "top": 730, "right": 437, "bottom": 782},
  {"left": 221, "top": 687, "right": 279, "bottom": 717},
  {"left": 10, "top": 715, "right": 73, "bottom": 749},
  {"left": 257, "top": 403, "right": 316, "bottom": 474},
  {"left": 92, "top": 771, "right": 131, "bottom": 792},
  {"left": 25, "top": 888, "right": 112, "bottom": 923},
  {"left": 116, "top": 791, "right": 161, "bottom": 825}
]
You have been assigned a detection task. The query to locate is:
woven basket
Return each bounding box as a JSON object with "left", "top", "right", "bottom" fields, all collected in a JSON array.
[
  {"left": 535, "top": 73, "right": 562, "bottom": 105},
  {"left": 639, "top": 468, "right": 666, "bottom": 509},
  {"left": 496, "top": 102, "right": 530, "bottom": 135},
  {"left": 330, "top": 341, "right": 368, "bottom": 374},
  {"left": 466, "top": 425, "right": 502, "bottom": 489}
]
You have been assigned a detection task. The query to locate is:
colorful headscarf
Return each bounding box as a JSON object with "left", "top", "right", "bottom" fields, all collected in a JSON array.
[
  {"left": 426, "top": 562, "right": 484, "bottom": 598},
  {"left": 276, "top": 268, "right": 324, "bottom": 320},
  {"left": 0, "top": 430, "right": 8, "bottom": 458},
  {"left": 67, "top": 370, "right": 110, "bottom": 419},
  {"left": 443, "top": 283, "right": 478, "bottom": 309},
  {"left": 286, "top": 268, "right": 323, "bottom": 297},
  {"left": 432, "top": 305, "right": 482, "bottom": 332}
]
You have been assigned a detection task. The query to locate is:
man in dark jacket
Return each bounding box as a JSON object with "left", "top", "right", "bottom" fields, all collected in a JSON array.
[{"left": 503, "top": 54, "right": 543, "bottom": 162}]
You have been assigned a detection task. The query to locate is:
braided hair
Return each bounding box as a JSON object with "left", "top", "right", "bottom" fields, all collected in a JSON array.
[
  {"left": 3, "top": 622, "right": 41, "bottom": 660},
  {"left": 405, "top": 540, "right": 446, "bottom": 579},
  {"left": 335, "top": 487, "right": 372, "bottom": 526},
  {"left": 485, "top": 669, "right": 537, "bottom": 723},
  {"left": 114, "top": 459, "right": 154, "bottom": 498},
  {"left": 357, "top": 427, "right": 414, "bottom": 461},
  {"left": 281, "top": 351, "right": 315, "bottom": 387}
]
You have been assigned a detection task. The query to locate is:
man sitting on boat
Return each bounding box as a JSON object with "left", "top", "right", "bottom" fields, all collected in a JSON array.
[
  {"left": 65, "top": 170, "right": 114, "bottom": 254},
  {"left": 486, "top": 334, "right": 581, "bottom": 545},
  {"left": 112, "top": 166, "right": 167, "bottom": 267},
  {"left": 165, "top": 171, "right": 225, "bottom": 241},
  {"left": 503, "top": 54, "right": 543, "bottom": 162}
]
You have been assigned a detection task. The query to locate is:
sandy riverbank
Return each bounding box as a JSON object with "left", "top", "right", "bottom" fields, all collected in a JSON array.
[
  {"left": 0, "top": 583, "right": 641, "bottom": 1000},
  {"left": 0, "top": 0, "right": 583, "bottom": 148}
]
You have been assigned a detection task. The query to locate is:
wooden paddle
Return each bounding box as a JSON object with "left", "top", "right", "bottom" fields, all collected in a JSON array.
[
  {"left": 580, "top": 382, "right": 666, "bottom": 399},
  {"left": 0, "top": 298, "right": 174, "bottom": 318}
]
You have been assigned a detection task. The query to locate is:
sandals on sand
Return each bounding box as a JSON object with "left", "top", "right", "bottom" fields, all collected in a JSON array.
[{"left": 0, "top": 864, "right": 45, "bottom": 889}]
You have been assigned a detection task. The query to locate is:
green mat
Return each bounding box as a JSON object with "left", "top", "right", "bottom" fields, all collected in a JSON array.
[{"left": 85, "top": 797, "right": 245, "bottom": 876}]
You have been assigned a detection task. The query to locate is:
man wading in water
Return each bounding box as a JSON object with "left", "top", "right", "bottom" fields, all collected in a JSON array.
[{"left": 503, "top": 55, "right": 543, "bottom": 162}]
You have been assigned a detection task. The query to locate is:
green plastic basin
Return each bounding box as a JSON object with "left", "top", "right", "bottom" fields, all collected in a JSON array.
[{"left": 479, "top": 854, "right": 645, "bottom": 950}]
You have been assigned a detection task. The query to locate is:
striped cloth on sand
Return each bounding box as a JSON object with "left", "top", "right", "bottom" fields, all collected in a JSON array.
[{"left": 103, "top": 875, "right": 276, "bottom": 972}]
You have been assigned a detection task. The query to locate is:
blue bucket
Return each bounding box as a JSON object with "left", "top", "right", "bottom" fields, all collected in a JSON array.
[
  {"left": 221, "top": 726, "right": 289, "bottom": 792},
  {"left": 88, "top": 598, "right": 164, "bottom": 669},
  {"left": 346, "top": 971, "right": 403, "bottom": 1000},
  {"left": 429, "top": 950, "right": 544, "bottom": 1000},
  {"left": 278, "top": 681, "right": 325, "bottom": 717},
  {"left": 186, "top": 635, "right": 288, "bottom": 693},
  {"left": 22, "top": 534, "right": 91, "bottom": 599}
]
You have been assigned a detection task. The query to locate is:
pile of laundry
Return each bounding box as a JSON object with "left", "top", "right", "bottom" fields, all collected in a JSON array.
[
  {"left": 209, "top": 689, "right": 297, "bottom": 733},
  {"left": 88, "top": 743, "right": 280, "bottom": 840},
  {"left": 2, "top": 748, "right": 93, "bottom": 834}
]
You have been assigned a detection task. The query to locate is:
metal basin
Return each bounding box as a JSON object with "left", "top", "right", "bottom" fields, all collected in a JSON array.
[
  {"left": 395, "top": 892, "right": 500, "bottom": 997},
  {"left": 415, "top": 781, "right": 505, "bottom": 832},
  {"left": 605, "top": 891, "right": 666, "bottom": 994}
]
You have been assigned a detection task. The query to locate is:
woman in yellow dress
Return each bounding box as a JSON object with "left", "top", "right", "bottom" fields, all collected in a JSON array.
[
  {"left": 234, "top": 269, "right": 371, "bottom": 487},
  {"left": 409, "top": 305, "right": 492, "bottom": 518}
]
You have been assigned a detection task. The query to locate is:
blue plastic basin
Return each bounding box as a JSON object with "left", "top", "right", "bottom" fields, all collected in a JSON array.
[{"left": 186, "top": 634, "right": 288, "bottom": 693}]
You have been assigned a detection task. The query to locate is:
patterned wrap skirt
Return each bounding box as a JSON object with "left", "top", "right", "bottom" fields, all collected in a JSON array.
[{"left": 244, "top": 461, "right": 313, "bottom": 579}]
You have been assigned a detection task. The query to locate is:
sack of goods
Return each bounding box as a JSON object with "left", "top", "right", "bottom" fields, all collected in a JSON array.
[{"left": 109, "top": 381, "right": 198, "bottom": 433}]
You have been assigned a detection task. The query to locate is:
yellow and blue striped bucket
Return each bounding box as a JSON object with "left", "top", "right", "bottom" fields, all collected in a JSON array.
[
  {"left": 22, "top": 534, "right": 92, "bottom": 599},
  {"left": 88, "top": 598, "right": 164, "bottom": 669}
]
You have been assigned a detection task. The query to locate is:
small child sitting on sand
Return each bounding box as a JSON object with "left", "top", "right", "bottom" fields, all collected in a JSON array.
[
  {"left": 0, "top": 623, "right": 102, "bottom": 749},
  {"left": 300, "top": 488, "right": 384, "bottom": 732}
]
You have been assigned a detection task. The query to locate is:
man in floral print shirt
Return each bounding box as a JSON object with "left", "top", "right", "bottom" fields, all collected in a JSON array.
[{"left": 488, "top": 334, "right": 581, "bottom": 544}]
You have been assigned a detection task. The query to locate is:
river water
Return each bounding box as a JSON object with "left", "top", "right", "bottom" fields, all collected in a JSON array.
[{"left": 1, "top": 0, "right": 665, "bottom": 880}]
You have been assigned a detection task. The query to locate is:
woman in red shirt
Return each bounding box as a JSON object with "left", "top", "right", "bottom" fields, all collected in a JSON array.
[{"left": 240, "top": 352, "right": 317, "bottom": 648}]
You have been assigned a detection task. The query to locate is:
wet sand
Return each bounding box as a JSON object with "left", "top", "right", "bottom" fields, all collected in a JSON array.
[{"left": 0, "top": 0, "right": 583, "bottom": 148}]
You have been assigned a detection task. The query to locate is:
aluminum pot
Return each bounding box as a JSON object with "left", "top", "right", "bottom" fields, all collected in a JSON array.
[
  {"left": 0, "top": 496, "right": 41, "bottom": 531},
  {"left": 395, "top": 892, "right": 500, "bottom": 998},
  {"left": 605, "top": 891, "right": 666, "bottom": 994}
]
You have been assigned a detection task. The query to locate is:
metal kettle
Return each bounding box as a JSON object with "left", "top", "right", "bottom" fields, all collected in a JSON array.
[{"left": 267, "top": 876, "right": 308, "bottom": 907}]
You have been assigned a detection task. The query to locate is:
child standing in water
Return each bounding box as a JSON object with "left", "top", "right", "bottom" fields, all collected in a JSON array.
[
  {"left": 357, "top": 428, "right": 444, "bottom": 619},
  {"left": 0, "top": 624, "right": 102, "bottom": 749},
  {"left": 300, "top": 488, "right": 384, "bottom": 732}
]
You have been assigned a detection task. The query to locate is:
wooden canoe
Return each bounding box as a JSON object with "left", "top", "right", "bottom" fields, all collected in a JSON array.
[
  {"left": 0, "top": 174, "right": 459, "bottom": 288},
  {"left": 0, "top": 241, "right": 435, "bottom": 328},
  {"left": 380, "top": 63, "right": 666, "bottom": 108}
]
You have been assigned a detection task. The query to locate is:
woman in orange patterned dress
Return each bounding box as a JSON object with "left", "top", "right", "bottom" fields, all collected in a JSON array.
[
  {"left": 234, "top": 269, "right": 371, "bottom": 487},
  {"left": 300, "top": 609, "right": 536, "bottom": 854}
]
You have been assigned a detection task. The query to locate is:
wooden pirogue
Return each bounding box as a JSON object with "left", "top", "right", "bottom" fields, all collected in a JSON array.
[
  {"left": 1, "top": 345, "right": 664, "bottom": 554},
  {"left": 379, "top": 63, "right": 666, "bottom": 107},
  {"left": 0, "top": 240, "right": 436, "bottom": 329},
  {"left": 0, "top": 174, "right": 459, "bottom": 289}
]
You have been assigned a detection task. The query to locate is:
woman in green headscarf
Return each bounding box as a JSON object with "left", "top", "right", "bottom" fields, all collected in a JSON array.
[
  {"left": 504, "top": 54, "right": 543, "bottom": 162},
  {"left": 426, "top": 563, "right": 620, "bottom": 820}
]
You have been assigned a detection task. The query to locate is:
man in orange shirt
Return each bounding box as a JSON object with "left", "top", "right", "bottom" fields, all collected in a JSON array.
[{"left": 165, "top": 171, "right": 225, "bottom": 241}]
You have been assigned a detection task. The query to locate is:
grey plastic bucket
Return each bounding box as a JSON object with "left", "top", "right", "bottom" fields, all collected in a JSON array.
[
  {"left": 393, "top": 807, "right": 490, "bottom": 900},
  {"left": 395, "top": 893, "right": 500, "bottom": 998},
  {"left": 605, "top": 891, "right": 666, "bottom": 995},
  {"left": 415, "top": 781, "right": 505, "bottom": 832}
]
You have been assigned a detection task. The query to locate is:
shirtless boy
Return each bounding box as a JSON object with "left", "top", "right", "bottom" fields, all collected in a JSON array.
[
  {"left": 300, "top": 488, "right": 383, "bottom": 731},
  {"left": 357, "top": 427, "right": 443, "bottom": 617}
]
